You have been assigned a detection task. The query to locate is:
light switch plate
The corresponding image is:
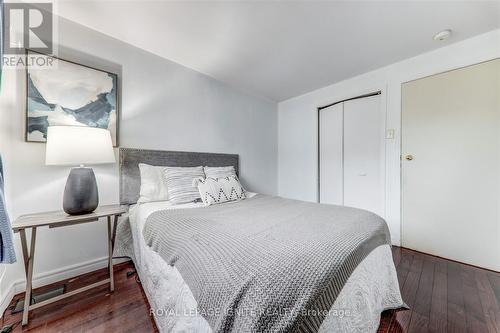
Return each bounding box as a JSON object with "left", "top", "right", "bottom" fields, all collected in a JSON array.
[{"left": 386, "top": 129, "right": 395, "bottom": 139}]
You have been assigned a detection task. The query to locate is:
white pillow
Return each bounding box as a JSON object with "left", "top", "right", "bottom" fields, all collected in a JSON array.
[
  {"left": 204, "top": 166, "right": 236, "bottom": 179},
  {"left": 196, "top": 176, "right": 246, "bottom": 206},
  {"left": 164, "top": 166, "right": 205, "bottom": 204},
  {"left": 138, "top": 163, "right": 169, "bottom": 203}
]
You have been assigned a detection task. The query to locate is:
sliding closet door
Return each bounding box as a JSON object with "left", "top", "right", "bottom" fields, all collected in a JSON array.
[
  {"left": 343, "top": 96, "right": 385, "bottom": 216},
  {"left": 319, "top": 94, "right": 385, "bottom": 216},
  {"left": 402, "top": 59, "right": 500, "bottom": 271},
  {"left": 319, "top": 103, "right": 343, "bottom": 205}
]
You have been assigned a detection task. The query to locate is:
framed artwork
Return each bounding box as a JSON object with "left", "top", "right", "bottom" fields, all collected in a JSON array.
[{"left": 26, "top": 50, "right": 119, "bottom": 146}]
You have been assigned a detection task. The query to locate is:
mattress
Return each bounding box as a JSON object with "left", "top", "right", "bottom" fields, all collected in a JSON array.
[{"left": 127, "top": 196, "right": 403, "bottom": 333}]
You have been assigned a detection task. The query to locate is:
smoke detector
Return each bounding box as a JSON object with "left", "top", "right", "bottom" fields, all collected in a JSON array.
[{"left": 433, "top": 29, "right": 452, "bottom": 41}]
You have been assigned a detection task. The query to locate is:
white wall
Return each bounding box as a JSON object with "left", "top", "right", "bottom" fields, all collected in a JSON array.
[
  {"left": 278, "top": 29, "right": 500, "bottom": 246},
  {"left": 0, "top": 16, "right": 277, "bottom": 313}
]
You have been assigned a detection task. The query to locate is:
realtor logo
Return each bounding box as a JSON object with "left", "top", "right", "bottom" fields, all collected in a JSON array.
[{"left": 4, "top": 2, "right": 53, "bottom": 55}]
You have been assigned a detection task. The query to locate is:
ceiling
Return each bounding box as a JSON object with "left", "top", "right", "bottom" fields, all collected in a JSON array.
[{"left": 55, "top": 1, "right": 500, "bottom": 101}]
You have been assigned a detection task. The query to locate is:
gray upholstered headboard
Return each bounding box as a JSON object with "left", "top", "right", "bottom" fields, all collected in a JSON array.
[{"left": 119, "top": 148, "right": 239, "bottom": 205}]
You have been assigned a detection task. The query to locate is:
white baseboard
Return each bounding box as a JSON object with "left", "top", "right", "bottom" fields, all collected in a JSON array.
[
  {"left": 0, "top": 284, "right": 16, "bottom": 319},
  {"left": 0, "top": 256, "right": 129, "bottom": 317}
]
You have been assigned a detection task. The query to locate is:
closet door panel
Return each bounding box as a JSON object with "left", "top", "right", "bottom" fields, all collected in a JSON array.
[
  {"left": 343, "top": 96, "right": 384, "bottom": 216},
  {"left": 319, "top": 104, "right": 343, "bottom": 205}
]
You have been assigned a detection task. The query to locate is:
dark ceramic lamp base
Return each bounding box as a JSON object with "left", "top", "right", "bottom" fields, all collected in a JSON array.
[{"left": 63, "top": 167, "right": 99, "bottom": 215}]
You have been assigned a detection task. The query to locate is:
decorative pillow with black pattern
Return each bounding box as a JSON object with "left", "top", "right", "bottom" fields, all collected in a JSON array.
[{"left": 195, "top": 176, "right": 246, "bottom": 206}]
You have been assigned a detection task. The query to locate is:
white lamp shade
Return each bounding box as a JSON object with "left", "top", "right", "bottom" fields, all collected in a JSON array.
[{"left": 46, "top": 126, "right": 115, "bottom": 166}]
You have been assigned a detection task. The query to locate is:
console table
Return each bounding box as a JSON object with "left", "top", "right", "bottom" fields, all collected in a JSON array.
[{"left": 12, "top": 205, "right": 127, "bottom": 325}]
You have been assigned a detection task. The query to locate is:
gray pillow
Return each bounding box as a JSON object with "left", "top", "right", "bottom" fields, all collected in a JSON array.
[{"left": 164, "top": 166, "right": 204, "bottom": 204}]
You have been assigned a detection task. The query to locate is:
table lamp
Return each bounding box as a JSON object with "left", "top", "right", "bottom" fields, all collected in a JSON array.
[{"left": 46, "top": 126, "right": 115, "bottom": 215}]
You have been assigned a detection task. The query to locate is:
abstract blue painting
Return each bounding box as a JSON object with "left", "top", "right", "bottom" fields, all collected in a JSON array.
[{"left": 26, "top": 52, "right": 119, "bottom": 145}]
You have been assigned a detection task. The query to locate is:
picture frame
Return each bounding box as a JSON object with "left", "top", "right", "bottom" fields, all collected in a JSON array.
[{"left": 25, "top": 50, "right": 119, "bottom": 146}]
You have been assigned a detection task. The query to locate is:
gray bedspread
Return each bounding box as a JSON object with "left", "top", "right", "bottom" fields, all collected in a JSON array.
[{"left": 143, "top": 194, "right": 391, "bottom": 333}]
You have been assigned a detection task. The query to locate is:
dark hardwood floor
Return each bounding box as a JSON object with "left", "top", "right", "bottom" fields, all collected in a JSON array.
[
  {"left": 378, "top": 247, "right": 500, "bottom": 333},
  {"left": 1, "top": 262, "right": 157, "bottom": 332},
  {"left": 2, "top": 247, "right": 499, "bottom": 332}
]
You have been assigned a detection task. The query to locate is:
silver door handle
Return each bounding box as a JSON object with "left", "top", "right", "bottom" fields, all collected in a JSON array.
[{"left": 405, "top": 155, "right": 414, "bottom": 161}]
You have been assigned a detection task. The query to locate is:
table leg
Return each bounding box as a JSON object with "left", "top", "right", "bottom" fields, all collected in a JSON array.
[
  {"left": 22, "top": 227, "right": 37, "bottom": 326},
  {"left": 19, "top": 229, "right": 29, "bottom": 276},
  {"left": 107, "top": 217, "right": 114, "bottom": 292},
  {"left": 111, "top": 215, "right": 118, "bottom": 249}
]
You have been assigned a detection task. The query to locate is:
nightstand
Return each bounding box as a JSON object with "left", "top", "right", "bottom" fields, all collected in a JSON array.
[{"left": 12, "top": 205, "right": 128, "bottom": 326}]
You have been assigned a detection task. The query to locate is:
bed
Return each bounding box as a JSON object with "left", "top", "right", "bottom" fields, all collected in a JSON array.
[{"left": 114, "top": 148, "right": 404, "bottom": 333}]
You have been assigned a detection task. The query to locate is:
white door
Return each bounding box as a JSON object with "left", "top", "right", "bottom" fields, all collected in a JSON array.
[
  {"left": 343, "top": 96, "right": 385, "bottom": 217},
  {"left": 319, "top": 94, "right": 385, "bottom": 216},
  {"left": 319, "top": 103, "right": 343, "bottom": 205},
  {"left": 402, "top": 59, "right": 500, "bottom": 271}
]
